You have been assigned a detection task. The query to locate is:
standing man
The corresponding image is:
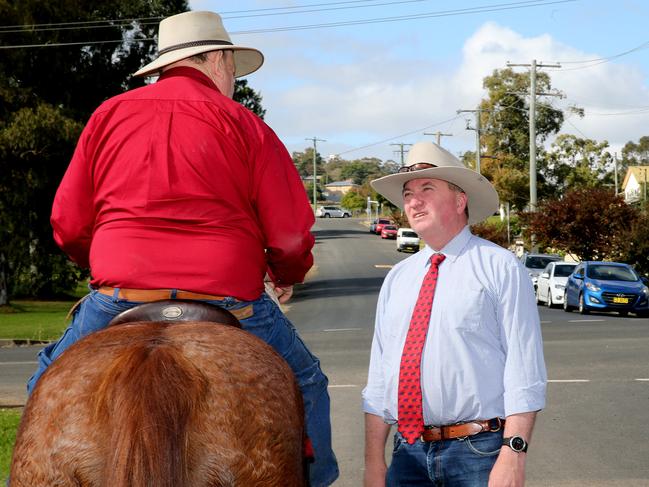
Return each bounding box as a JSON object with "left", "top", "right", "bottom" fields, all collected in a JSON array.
[
  {"left": 362, "top": 141, "right": 546, "bottom": 486},
  {"left": 28, "top": 11, "right": 338, "bottom": 486}
]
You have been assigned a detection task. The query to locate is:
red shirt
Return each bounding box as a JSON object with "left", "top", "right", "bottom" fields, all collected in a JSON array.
[{"left": 51, "top": 67, "right": 314, "bottom": 301}]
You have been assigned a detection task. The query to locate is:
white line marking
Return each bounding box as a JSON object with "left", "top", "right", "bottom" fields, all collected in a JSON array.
[
  {"left": 540, "top": 320, "right": 552, "bottom": 324},
  {"left": 0, "top": 361, "right": 37, "bottom": 365},
  {"left": 329, "top": 384, "right": 357, "bottom": 388},
  {"left": 567, "top": 319, "right": 606, "bottom": 323},
  {"left": 323, "top": 328, "right": 362, "bottom": 332},
  {"left": 548, "top": 379, "right": 590, "bottom": 383},
  {"left": 635, "top": 378, "right": 649, "bottom": 382},
  {"left": 374, "top": 264, "right": 393, "bottom": 269}
]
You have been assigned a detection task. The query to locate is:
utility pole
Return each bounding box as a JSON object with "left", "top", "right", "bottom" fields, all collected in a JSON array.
[
  {"left": 614, "top": 152, "right": 619, "bottom": 195},
  {"left": 305, "top": 136, "right": 326, "bottom": 214},
  {"left": 390, "top": 142, "right": 412, "bottom": 166},
  {"left": 457, "top": 108, "right": 487, "bottom": 173},
  {"left": 507, "top": 59, "right": 561, "bottom": 251},
  {"left": 423, "top": 131, "right": 453, "bottom": 146}
]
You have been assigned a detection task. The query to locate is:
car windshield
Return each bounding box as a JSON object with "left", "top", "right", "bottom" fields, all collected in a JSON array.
[
  {"left": 378, "top": 219, "right": 390, "bottom": 224},
  {"left": 384, "top": 226, "right": 397, "bottom": 230},
  {"left": 587, "top": 264, "right": 638, "bottom": 282},
  {"left": 553, "top": 264, "right": 576, "bottom": 277},
  {"left": 402, "top": 231, "right": 418, "bottom": 238},
  {"left": 525, "top": 256, "right": 559, "bottom": 269}
]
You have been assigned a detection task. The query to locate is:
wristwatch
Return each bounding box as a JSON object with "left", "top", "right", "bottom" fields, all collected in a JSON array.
[{"left": 502, "top": 436, "right": 528, "bottom": 453}]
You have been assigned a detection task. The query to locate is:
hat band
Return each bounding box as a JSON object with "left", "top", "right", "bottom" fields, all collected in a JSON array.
[{"left": 159, "top": 39, "right": 233, "bottom": 56}]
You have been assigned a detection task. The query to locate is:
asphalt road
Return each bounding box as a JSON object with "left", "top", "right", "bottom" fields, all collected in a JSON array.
[{"left": 2, "top": 217, "right": 649, "bottom": 486}]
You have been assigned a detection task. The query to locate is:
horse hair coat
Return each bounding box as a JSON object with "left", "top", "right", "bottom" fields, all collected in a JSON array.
[{"left": 10, "top": 321, "right": 305, "bottom": 486}]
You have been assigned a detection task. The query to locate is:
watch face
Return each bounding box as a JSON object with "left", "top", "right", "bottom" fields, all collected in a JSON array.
[{"left": 511, "top": 437, "right": 525, "bottom": 451}]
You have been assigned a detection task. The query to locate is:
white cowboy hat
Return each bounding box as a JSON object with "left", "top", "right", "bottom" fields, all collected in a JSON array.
[
  {"left": 133, "top": 11, "right": 264, "bottom": 78},
  {"left": 370, "top": 141, "right": 499, "bottom": 225}
]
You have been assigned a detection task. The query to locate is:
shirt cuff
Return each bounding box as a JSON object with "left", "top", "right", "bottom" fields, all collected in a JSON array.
[{"left": 504, "top": 382, "right": 547, "bottom": 417}]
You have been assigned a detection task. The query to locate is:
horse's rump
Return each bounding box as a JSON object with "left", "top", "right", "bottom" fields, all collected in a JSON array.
[{"left": 10, "top": 322, "right": 305, "bottom": 486}]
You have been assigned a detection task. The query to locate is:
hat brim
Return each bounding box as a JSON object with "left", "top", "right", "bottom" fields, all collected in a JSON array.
[
  {"left": 133, "top": 45, "right": 264, "bottom": 78},
  {"left": 370, "top": 167, "right": 499, "bottom": 225}
]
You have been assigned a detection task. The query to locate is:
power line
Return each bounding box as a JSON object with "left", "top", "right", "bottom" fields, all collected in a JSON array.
[{"left": 0, "top": 0, "right": 576, "bottom": 48}]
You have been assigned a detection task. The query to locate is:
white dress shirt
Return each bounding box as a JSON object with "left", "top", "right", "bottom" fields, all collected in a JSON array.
[{"left": 362, "top": 226, "right": 547, "bottom": 425}]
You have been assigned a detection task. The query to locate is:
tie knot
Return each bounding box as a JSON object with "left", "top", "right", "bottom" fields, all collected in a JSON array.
[{"left": 430, "top": 253, "right": 446, "bottom": 267}]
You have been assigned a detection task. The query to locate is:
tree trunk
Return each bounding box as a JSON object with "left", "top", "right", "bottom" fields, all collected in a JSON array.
[{"left": 0, "top": 252, "right": 8, "bottom": 306}]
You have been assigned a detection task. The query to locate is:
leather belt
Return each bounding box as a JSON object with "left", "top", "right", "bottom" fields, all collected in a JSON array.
[
  {"left": 97, "top": 287, "right": 228, "bottom": 302},
  {"left": 420, "top": 418, "right": 504, "bottom": 442}
]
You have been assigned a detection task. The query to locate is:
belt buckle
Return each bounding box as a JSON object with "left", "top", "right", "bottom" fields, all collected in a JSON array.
[{"left": 488, "top": 418, "right": 503, "bottom": 432}]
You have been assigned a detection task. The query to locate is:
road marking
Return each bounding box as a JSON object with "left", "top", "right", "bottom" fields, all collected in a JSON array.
[
  {"left": 540, "top": 320, "right": 552, "bottom": 324},
  {"left": 323, "top": 328, "right": 362, "bottom": 332},
  {"left": 374, "top": 264, "right": 393, "bottom": 269},
  {"left": 567, "top": 319, "right": 606, "bottom": 323},
  {"left": 329, "top": 384, "right": 357, "bottom": 388},
  {"left": 548, "top": 379, "right": 590, "bottom": 383},
  {"left": 635, "top": 378, "right": 649, "bottom": 382},
  {"left": 0, "top": 361, "right": 37, "bottom": 365}
]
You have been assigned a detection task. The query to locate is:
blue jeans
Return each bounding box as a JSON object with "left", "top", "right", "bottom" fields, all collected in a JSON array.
[
  {"left": 386, "top": 431, "right": 502, "bottom": 486},
  {"left": 27, "top": 289, "right": 339, "bottom": 487}
]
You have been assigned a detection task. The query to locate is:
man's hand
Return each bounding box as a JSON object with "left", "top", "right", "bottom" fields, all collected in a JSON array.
[
  {"left": 488, "top": 448, "right": 526, "bottom": 487},
  {"left": 272, "top": 284, "right": 293, "bottom": 304}
]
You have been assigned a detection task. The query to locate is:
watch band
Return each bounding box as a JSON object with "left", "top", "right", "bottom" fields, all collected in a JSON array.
[{"left": 502, "top": 436, "right": 528, "bottom": 452}]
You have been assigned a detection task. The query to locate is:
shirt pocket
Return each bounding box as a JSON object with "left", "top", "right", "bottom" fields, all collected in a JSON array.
[{"left": 441, "top": 285, "right": 485, "bottom": 332}]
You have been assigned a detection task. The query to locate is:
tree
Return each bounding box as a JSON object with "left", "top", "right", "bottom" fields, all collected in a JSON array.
[
  {"left": 234, "top": 79, "right": 266, "bottom": 119},
  {"left": 478, "top": 68, "right": 566, "bottom": 210},
  {"left": 542, "top": 134, "right": 614, "bottom": 197},
  {"left": 340, "top": 158, "right": 383, "bottom": 185},
  {"left": 340, "top": 189, "right": 366, "bottom": 213},
  {"left": 518, "top": 188, "right": 638, "bottom": 261},
  {"left": 304, "top": 181, "right": 325, "bottom": 202},
  {"left": 292, "top": 147, "right": 324, "bottom": 178}
]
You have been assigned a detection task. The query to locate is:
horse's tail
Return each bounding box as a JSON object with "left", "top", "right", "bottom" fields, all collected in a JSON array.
[{"left": 92, "top": 325, "right": 208, "bottom": 487}]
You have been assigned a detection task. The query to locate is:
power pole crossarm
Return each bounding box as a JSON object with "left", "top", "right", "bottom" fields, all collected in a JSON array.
[
  {"left": 423, "top": 131, "right": 453, "bottom": 146},
  {"left": 390, "top": 143, "right": 412, "bottom": 166}
]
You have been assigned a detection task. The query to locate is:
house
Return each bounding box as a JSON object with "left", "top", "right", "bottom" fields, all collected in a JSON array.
[
  {"left": 621, "top": 166, "right": 649, "bottom": 204},
  {"left": 323, "top": 180, "right": 360, "bottom": 202}
]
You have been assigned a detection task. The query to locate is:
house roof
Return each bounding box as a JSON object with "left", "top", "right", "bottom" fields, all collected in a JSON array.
[
  {"left": 621, "top": 166, "right": 649, "bottom": 190},
  {"left": 325, "top": 179, "right": 359, "bottom": 188}
]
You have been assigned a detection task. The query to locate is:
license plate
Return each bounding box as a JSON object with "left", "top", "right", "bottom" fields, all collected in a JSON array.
[{"left": 613, "top": 297, "right": 629, "bottom": 304}]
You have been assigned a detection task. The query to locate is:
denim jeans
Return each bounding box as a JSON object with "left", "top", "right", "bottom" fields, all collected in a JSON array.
[
  {"left": 27, "top": 289, "right": 339, "bottom": 487},
  {"left": 386, "top": 431, "right": 502, "bottom": 486}
]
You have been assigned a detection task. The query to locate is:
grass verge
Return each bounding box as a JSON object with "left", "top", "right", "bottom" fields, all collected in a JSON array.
[
  {"left": 0, "top": 408, "right": 21, "bottom": 482},
  {"left": 0, "top": 300, "right": 75, "bottom": 341}
]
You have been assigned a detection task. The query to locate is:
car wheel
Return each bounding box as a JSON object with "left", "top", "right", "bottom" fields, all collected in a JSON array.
[
  {"left": 578, "top": 294, "right": 590, "bottom": 315},
  {"left": 535, "top": 290, "right": 540, "bottom": 305},
  {"left": 563, "top": 291, "right": 573, "bottom": 312},
  {"left": 546, "top": 293, "right": 553, "bottom": 308},
  {"left": 636, "top": 311, "right": 649, "bottom": 318},
  {"left": 324, "top": 213, "right": 330, "bottom": 218},
  {"left": 397, "top": 248, "right": 401, "bottom": 252},
  {"left": 619, "top": 310, "right": 629, "bottom": 317},
  {"left": 343, "top": 213, "right": 350, "bottom": 218}
]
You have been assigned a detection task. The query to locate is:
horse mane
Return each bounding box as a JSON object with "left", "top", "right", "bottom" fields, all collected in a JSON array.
[{"left": 91, "top": 325, "right": 209, "bottom": 487}]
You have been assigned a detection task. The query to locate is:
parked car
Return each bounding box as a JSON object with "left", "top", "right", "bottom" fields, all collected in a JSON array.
[
  {"left": 396, "top": 228, "right": 420, "bottom": 252},
  {"left": 381, "top": 225, "right": 398, "bottom": 239},
  {"left": 563, "top": 261, "right": 649, "bottom": 317},
  {"left": 373, "top": 218, "right": 392, "bottom": 235},
  {"left": 520, "top": 253, "right": 562, "bottom": 290},
  {"left": 316, "top": 206, "right": 350, "bottom": 218},
  {"left": 535, "top": 261, "right": 578, "bottom": 308}
]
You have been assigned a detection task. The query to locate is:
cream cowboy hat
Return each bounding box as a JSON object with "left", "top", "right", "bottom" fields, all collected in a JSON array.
[
  {"left": 133, "top": 11, "right": 264, "bottom": 78},
  {"left": 370, "top": 141, "right": 499, "bottom": 225}
]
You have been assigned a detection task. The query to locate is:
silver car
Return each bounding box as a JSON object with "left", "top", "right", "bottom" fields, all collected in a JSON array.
[
  {"left": 520, "top": 253, "right": 561, "bottom": 290},
  {"left": 536, "top": 261, "right": 578, "bottom": 308},
  {"left": 316, "top": 206, "right": 351, "bottom": 218}
]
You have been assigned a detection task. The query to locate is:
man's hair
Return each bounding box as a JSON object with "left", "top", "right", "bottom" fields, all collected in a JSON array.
[
  {"left": 189, "top": 52, "right": 210, "bottom": 64},
  {"left": 446, "top": 181, "right": 470, "bottom": 220}
]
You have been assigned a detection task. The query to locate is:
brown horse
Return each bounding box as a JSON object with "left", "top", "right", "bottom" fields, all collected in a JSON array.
[{"left": 10, "top": 321, "right": 305, "bottom": 486}]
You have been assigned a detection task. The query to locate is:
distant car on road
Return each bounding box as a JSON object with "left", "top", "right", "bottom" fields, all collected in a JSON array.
[
  {"left": 372, "top": 218, "right": 392, "bottom": 235},
  {"left": 316, "top": 206, "right": 351, "bottom": 218},
  {"left": 381, "top": 225, "right": 398, "bottom": 239},
  {"left": 396, "top": 228, "right": 420, "bottom": 252},
  {"left": 563, "top": 261, "right": 649, "bottom": 317},
  {"left": 535, "top": 261, "right": 578, "bottom": 308},
  {"left": 520, "top": 253, "right": 562, "bottom": 290}
]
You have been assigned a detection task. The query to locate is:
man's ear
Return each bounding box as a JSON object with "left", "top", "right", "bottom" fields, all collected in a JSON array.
[{"left": 456, "top": 191, "right": 468, "bottom": 214}]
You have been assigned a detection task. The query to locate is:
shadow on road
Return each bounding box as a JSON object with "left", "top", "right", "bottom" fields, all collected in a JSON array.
[
  {"left": 293, "top": 277, "right": 384, "bottom": 301},
  {"left": 312, "top": 229, "right": 370, "bottom": 241}
]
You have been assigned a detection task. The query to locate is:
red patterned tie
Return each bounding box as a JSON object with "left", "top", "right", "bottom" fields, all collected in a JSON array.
[{"left": 398, "top": 253, "right": 446, "bottom": 444}]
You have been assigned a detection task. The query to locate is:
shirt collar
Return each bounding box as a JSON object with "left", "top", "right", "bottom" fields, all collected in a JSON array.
[
  {"left": 158, "top": 66, "right": 223, "bottom": 95},
  {"left": 421, "top": 226, "right": 472, "bottom": 265}
]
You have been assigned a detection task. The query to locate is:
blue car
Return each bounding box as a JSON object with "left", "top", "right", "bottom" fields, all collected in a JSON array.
[{"left": 563, "top": 261, "right": 649, "bottom": 317}]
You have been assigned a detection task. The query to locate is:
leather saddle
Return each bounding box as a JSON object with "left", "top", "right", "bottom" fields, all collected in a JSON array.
[{"left": 107, "top": 300, "right": 241, "bottom": 328}]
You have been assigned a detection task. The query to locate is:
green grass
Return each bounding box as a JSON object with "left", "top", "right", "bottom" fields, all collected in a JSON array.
[
  {"left": 0, "top": 300, "right": 75, "bottom": 340},
  {"left": 0, "top": 409, "right": 21, "bottom": 482}
]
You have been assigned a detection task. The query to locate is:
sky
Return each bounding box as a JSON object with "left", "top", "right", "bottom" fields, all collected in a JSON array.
[{"left": 187, "top": 0, "right": 649, "bottom": 163}]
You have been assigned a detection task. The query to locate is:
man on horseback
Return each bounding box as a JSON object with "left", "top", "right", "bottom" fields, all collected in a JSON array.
[{"left": 26, "top": 10, "right": 338, "bottom": 487}]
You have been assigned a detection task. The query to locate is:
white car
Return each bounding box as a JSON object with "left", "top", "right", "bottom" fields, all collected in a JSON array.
[
  {"left": 536, "top": 261, "right": 578, "bottom": 308},
  {"left": 316, "top": 206, "right": 351, "bottom": 218},
  {"left": 396, "top": 228, "right": 420, "bottom": 252}
]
